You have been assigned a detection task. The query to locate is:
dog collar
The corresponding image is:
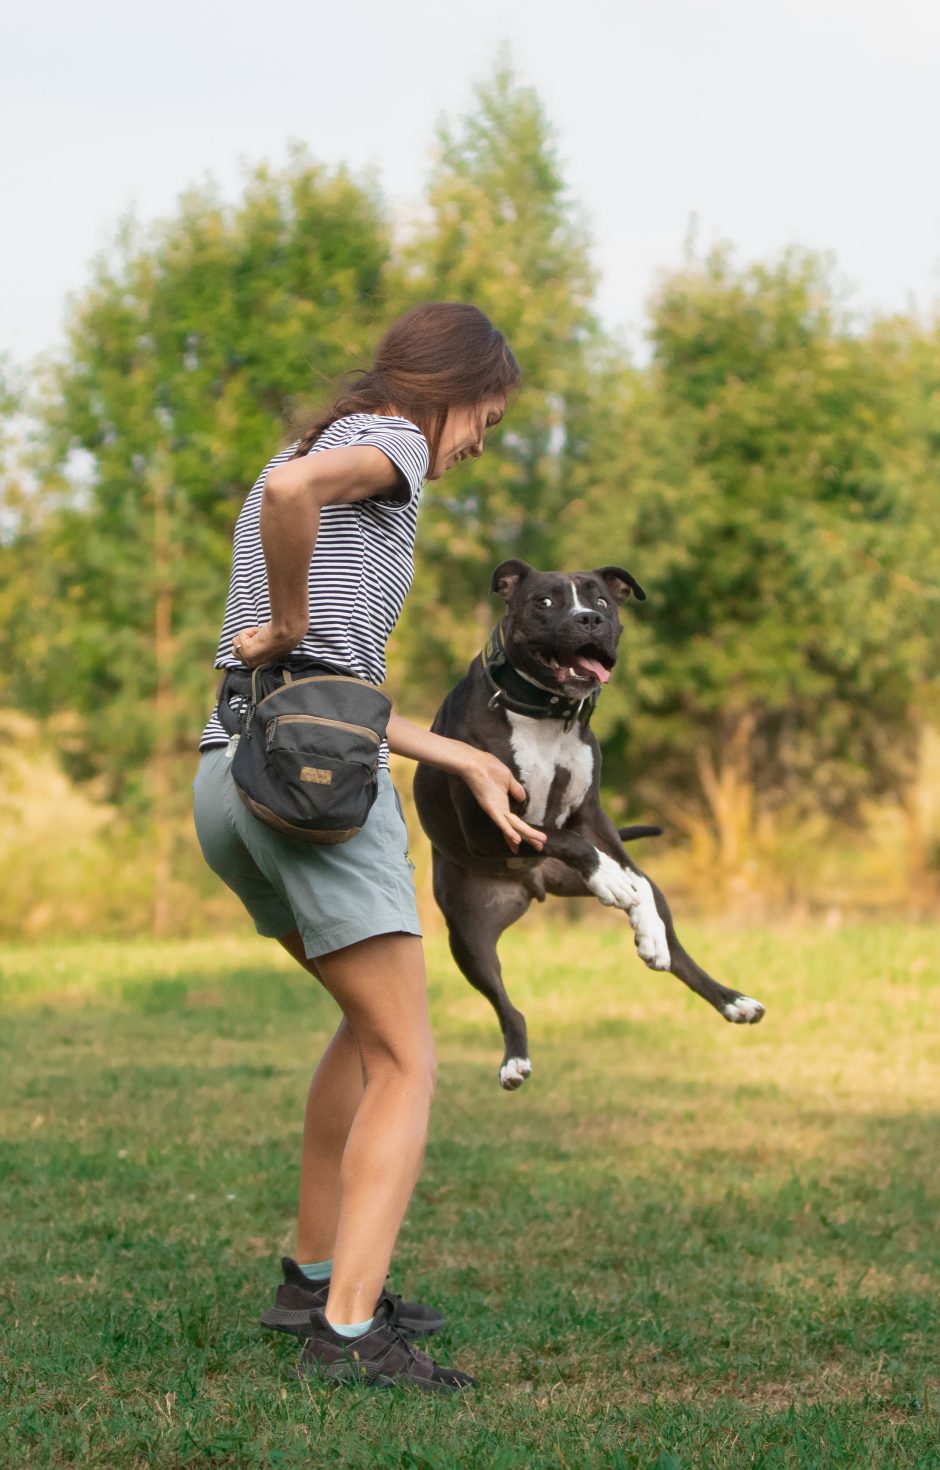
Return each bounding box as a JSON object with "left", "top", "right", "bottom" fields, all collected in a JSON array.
[{"left": 480, "top": 622, "right": 601, "bottom": 730}]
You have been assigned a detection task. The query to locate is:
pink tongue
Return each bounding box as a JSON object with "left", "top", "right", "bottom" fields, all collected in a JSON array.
[{"left": 570, "top": 655, "right": 610, "bottom": 684}]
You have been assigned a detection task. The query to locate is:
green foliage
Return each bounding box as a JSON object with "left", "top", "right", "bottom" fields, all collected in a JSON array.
[
  {"left": 392, "top": 56, "right": 603, "bottom": 701},
  {"left": 562, "top": 246, "right": 940, "bottom": 837},
  {"left": 22, "top": 150, "right": 393, "bottom": 801}
]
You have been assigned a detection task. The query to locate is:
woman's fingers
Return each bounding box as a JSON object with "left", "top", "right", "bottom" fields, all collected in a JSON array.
[
  {"left": 231, "top": 626, "right": 261, "bottom": 660},
  {"left": 231, "top": 623, "right": 296, "bottom": 668},
  {"left": 507, "top": 774, "right": 527, "bottom": 804},
  {"left": 481, "top": 792, "right": 545, "bottom": 852},
  {"left": 495, "top": 816, "right": 521, "bottom": 850},
  {"left": 507, "top": 812, "right": 546, "bottom": 849},
  {"left": 460, "top": 752, "right": 547, "bottom": 852}
]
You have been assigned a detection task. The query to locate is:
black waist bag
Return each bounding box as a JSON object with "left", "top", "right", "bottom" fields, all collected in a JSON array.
[{"left": 215, "top": 660, "right": 392, "bottom": 844}]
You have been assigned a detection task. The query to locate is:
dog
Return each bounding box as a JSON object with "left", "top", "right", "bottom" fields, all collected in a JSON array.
[{"left": 413, "top": 559, "right": 765, "bottom": 1090}]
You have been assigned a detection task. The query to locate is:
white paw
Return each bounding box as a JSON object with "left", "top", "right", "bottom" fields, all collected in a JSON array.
[
  {"left": 588, "top": 853, "right": 671, "bottom": 970},
  {"left": 630, "top": 880, "right": 670, "bottom": 969},
  {"left": 589, "top": 852, "right": 643, "bottom": 909},
  {"left": 635, "top": 924, "right": 671, "bottom": 971},
  {"left": 723, "top": 995, "right": 765, "bottom": 1024},
  {"left": 499, "top": 1056, "right": 532, "bottom": 1090}
]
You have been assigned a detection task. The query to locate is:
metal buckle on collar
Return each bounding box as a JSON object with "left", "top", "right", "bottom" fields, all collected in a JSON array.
[{"left": 480, "top": 621, "right": 603, "bottom": 728}]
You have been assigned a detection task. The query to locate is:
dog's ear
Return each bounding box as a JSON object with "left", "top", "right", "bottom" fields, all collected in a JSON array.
[
  {"left": 491, "top": 559, "right": 534, "bottom": 602},
  {"left": 592, "top": 566, "right": 647, "bottom": 604}
]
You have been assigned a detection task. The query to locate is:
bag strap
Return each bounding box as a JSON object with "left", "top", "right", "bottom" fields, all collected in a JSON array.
[
  {"left": 214, "top": 658, "right": 325, "bottom": 736},
  {"left": 215, "top": 667, "right": 253, "bottom": 736}
]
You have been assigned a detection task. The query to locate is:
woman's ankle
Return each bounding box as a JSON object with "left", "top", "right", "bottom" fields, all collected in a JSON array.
[{"left": 324, "top": 1278, "right": 384, "bottom": 1325}]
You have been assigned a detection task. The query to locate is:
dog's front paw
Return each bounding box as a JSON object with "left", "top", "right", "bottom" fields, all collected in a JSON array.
[
  {"left": 723, "top": 994, "right": 765, "bottom": 1024},
  {"left": 588, "top": 852, "right": 643, "bottom": 909},
  {"left": 499, "top": 1056, "right": 532, "bottom": 1090},
  {"left": 635, "top": 925, "right": 671, "bottom": 970},
  {"left": 630, "top": 879, "right": 671, "bottom": 970}
]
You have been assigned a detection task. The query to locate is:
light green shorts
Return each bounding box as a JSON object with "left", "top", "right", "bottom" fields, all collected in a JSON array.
[{"left": 192, "top": 746, "right": 422, "bottom": 959}]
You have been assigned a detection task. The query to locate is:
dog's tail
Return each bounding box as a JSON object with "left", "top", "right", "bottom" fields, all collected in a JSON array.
[{"left": 618, "top": 824, "right": 663, "bottom": 842}]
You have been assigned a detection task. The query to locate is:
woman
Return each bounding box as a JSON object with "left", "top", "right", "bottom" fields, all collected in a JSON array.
[{"left": 193, "top": 302, "right": 545, "bottom": 1391}]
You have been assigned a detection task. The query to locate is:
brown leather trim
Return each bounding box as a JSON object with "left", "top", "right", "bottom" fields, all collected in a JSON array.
[{"left": 236, "top": 788, "right": 359, "bottom": 844}]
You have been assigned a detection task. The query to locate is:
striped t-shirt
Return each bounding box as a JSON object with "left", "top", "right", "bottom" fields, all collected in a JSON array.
[{"left": 199, "top": 413, "right": 430, "bottom": 766}]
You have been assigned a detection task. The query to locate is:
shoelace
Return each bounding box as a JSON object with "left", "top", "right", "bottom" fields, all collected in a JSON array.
[{"left": 365, "top": 1302, "right": 429, "bottom": 1372}]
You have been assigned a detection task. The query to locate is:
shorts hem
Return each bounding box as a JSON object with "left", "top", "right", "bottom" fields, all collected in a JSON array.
[
  {"left": 253, "top": 914, "right": 297, "bottom": 939},
  {"left": 300, "top": 913, "right": 423, "bottom": 960}
]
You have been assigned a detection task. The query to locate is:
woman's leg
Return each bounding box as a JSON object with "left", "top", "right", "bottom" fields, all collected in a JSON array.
[
  {"left": 297, "top": 1018, "right": 364, "bottom": 1261},
  {"left": 278, "top": 928, "right": 436, "bottom": 1326},
  {"left": 278, "top": 931, "right": 366, "bottom": 1262}
]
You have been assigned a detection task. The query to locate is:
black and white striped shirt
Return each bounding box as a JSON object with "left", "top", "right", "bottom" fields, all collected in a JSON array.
[{"left": 199, "top": 413, "right": 430, "bottom": 766}]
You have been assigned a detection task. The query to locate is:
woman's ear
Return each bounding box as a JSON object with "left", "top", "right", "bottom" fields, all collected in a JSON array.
[
  {"left": 592, "top": 566, "right": 647, "bottom": 603},
  {"left": 490, "top": 559, "right": 534, "bottom": 602}
]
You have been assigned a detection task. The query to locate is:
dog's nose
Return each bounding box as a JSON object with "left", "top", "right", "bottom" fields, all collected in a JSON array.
[{"left": 572, "top": 611, "right": 605, "bottom": 632}]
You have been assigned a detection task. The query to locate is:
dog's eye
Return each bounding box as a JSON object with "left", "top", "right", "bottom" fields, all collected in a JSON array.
[
  {"left": 537, "top": 596, "right": 553, "bottom": 608},
  {"left": 596, "top": 597, "right": 608, "bottom": 609}
]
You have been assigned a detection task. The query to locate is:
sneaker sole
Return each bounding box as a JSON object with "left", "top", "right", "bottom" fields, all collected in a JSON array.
[
  {"left": 296, "top": 1360, "right": 472, "bottom": 1393},
  {"left": 260, "top": 1305, "right": 444, "bottom": 1340}
]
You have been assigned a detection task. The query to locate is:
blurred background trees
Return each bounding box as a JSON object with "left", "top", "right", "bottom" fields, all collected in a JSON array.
[
  {"left": 561, "top": 248, "right": 940, "bottom": 895},
  {"left": 2, "top": 63, "right": 938, "bottom": 937}
]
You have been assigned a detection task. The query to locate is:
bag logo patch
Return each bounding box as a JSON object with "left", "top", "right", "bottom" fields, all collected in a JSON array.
[{"left": 300, "top": 766, "right": 332, "bottom": 785}]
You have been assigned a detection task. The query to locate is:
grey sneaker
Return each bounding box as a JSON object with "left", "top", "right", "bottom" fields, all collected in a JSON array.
[
  {"left": 259, "top": 1256, "right": 445, "bottom": 1340},
  {"left": 295, "top": 1297, "right": 477, "bottom": 1393}
]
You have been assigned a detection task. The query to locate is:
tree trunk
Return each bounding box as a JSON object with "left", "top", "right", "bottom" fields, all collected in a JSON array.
[
  {"left": 901, "top": 719, "right": 939, "bottom": 905},
  {"left": 151, "top": 453, "right": 174, "bottom": 938},
  {"left": 695, "top": 710, "right": 757, "bottom": 883}
]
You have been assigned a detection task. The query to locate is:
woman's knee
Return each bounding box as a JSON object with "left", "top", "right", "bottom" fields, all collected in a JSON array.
[{"left": 362, "top": 1036, "right": 437, "bottom": 1096}]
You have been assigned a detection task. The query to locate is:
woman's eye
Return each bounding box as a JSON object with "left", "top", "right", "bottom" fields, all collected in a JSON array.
[
  {"left": 596, "top": 597, "right": 608, "bottom": 608},
  {"left": 537, "top": 597, "right": 553, "bottom": 608}
]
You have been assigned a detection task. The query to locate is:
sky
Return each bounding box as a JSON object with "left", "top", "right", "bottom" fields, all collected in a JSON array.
[{"left": 2, "top": 0, "right": 939, "bottom": 366}]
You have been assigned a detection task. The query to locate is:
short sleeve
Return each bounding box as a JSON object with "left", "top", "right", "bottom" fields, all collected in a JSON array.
[{"left": 347, "top": 418, "right": 430, "bottom": 510}]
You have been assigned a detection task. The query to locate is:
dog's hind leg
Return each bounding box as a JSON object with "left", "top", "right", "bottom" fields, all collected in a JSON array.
[{"left": 433, "top": 854, "right": 535, "bottom": 1090}]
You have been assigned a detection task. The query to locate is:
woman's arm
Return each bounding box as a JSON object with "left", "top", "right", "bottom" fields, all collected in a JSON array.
[
  {"left": 386, "top": 712, "right": 546, "bottom": 854},
  {"left": 232, "top": 446, "right": 405, "bottom": 668}
]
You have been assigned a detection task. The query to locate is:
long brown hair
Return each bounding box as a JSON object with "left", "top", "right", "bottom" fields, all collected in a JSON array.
[{"left": 292, "top": 302, "right": 521, "bottom": 463}]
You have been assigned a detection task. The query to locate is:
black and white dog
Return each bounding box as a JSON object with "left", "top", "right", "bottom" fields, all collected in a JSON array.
[{"left": 413, "top": 559, "right": 765, "bottom": 1090}]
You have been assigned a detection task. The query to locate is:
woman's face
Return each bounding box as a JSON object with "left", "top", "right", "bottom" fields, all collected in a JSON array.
[{"left": 427, "top": 396, "right": 507, "bottom": 480}]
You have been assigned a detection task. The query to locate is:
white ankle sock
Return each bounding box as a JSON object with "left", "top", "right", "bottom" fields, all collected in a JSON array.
[
  {"left": 298, "top": 1258, "right": 333, "bottom": 1282},
  {"left": 327, "top": 1315, "right": 374, "bottom": 1338}
]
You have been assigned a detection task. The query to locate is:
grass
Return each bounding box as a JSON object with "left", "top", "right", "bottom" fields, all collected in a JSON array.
[{"left": 1, "top": 917, "right": 939, "bottom": 1468}]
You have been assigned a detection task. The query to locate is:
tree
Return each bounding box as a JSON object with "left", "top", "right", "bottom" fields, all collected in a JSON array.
[
  {"left": 561, "top": 246, "right": 940, "bottom": 876},
  {"left": 391, "top": 56, "right": 603, "bottom": 709},
  {"left": 25, "top": 151, "right": 394, "bottom": 928}
]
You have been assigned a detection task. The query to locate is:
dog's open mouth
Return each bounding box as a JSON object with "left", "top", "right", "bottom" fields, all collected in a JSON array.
[{"left": 533, "top": 643, "right": 615, "bottom": 688}]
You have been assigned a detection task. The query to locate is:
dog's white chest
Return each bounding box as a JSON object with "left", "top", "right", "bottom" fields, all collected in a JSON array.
[{"left": 506, "top": 713, "right": 594, "bottom": 827}]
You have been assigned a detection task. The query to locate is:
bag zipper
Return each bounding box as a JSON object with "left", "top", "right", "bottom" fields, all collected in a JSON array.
[{"left": 266, "top": 713, "right": 382, "bottom": 750}]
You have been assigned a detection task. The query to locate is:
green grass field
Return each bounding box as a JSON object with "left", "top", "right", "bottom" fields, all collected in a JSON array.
[{"left": 2, "top": 918, "right": 938, "bottom": 1468}]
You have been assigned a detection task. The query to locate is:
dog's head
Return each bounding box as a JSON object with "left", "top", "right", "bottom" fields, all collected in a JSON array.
[{"left": 490, "top": 560, "right": 646, "bottom": 697}]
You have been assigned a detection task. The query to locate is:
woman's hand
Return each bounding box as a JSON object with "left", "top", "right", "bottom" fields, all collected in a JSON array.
[
  {"left": 456, "top": 748, "right": 547, "bottom": 854},
  {"left": 383, "top": 712, "right": 545, "bottom": 854},
  {"left": 231, "top": 622, "right": 303, "bottom": 669}
]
